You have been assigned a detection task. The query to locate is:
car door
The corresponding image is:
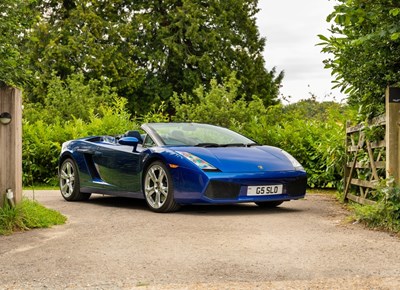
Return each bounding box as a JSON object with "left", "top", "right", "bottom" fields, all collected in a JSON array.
[{"left": 92, "top": 143, "right": 142, "bottom": 192}]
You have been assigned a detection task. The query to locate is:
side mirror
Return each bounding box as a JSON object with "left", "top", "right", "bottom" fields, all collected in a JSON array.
[{"left": 119, "top": 137, "right": 139, "bottom": 152}]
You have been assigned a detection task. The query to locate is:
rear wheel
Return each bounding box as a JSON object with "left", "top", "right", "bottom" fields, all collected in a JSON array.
[
  {"left": 59, "top": 158, "right": 91, "bottom": 201},
  {"left": 255, "top": 201, "right": 284, "bottom": 208},
  {"left": 144, "top": 161, "right": 180, "bottom": 213}
]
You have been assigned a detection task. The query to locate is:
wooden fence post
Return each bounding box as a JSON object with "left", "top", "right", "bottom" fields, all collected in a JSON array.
[
  {"left": 0, "top": 86, "right": 22, "bottom": 207},
  {"left": 385, "top": 87, "right": 400, "bottom": 184}
]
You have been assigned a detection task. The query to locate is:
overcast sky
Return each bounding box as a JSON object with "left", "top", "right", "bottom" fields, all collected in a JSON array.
[{"left": 256, "top": 0, "right": 346, "bottom": 104}]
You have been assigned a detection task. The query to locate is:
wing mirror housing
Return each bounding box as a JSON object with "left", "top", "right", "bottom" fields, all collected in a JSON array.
[{"left": 119, "top": 137, "right": 139, "bottom": 152}]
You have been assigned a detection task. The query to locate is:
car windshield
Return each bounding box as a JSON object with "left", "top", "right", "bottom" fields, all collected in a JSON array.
[{"left": 145, "top": 123, "right": 256, "bottom": 147}]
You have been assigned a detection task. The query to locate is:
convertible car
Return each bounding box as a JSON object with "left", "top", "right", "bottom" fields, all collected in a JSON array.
[{"left": 59, "top": 123, "right": 307, "bottom": 212}]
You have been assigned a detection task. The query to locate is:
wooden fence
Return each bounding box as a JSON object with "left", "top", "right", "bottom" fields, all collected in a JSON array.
[{"left": 344, "top": 87, "right": 400, "bottom": 205}]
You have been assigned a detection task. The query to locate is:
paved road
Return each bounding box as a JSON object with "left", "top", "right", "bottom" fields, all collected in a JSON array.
[{"left": 1, "top": 190, "right": 400, "bottom": 289}]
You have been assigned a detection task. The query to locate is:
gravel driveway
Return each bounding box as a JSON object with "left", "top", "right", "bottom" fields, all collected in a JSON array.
[{"left": 1, "top": 190, "right": 399, "bottom": 289}]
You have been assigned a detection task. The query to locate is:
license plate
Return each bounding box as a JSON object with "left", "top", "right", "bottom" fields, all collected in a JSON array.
[{"left": 247, "top": 185, "right": 283, "bottom": 196}]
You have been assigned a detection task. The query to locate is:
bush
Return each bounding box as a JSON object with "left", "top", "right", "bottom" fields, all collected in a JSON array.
[
  {"left": 22, "top": 72, "right": 354, "bottom": 189},
  {"left": 172, "top": 73, "right": 266, "bottom": 129},
  {"left": 24, "top": 72, "right": 118, "bottom": 124},
  {"left": 173, "top": 78, "right": 352, "bottom": 188},
  {"left": 23, "top": 97, "right": 135, "bottom": 185},
  {"left": 242, "top": 102, "right": 350, "bottom": 188},
  {"left": 352, "top": 179, "right": 400, "bottom": 233}
]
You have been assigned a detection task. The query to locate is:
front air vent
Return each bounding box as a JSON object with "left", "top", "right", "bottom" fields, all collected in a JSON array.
[{"left": 204, "top": 180, "right": 241, "bottom": 199}]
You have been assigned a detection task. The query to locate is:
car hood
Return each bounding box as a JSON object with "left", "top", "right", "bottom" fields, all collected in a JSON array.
[{"left": 171, "top": 146, "right": 298, "bottom": 173}]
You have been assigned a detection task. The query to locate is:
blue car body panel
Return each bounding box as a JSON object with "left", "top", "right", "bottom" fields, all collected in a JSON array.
[{"left": 59, "top": 123, "right": 307, "bottom": 206}]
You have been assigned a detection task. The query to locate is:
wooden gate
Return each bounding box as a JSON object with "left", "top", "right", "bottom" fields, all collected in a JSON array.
[
  {"left": 344, "top": 116, "right": 386, "bottom": 205},
  {"left": 344, "top": 87, "right": 400, "bottom": 205}
]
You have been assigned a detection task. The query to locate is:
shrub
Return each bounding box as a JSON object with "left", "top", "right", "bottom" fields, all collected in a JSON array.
[
  {"left": 172, "top": 73, "right": 266, "bottom": 129},
  {"left": 22, "top": 71, "right": 354, "bottom": 189},
  {"left": 173, "top": 79, "right": 352, "bottom": 188},
  {"left": 352, "top": 179, "right": 400, "bottom": 233},
  {"left": 24, "top": 72, "right": 118, "bottom": 124},
  {"left": 242, "top": 113, "right": 346, "bottom": 188},
  {"left": 23, "top": 97, "right": 135, "bottom": 185}
]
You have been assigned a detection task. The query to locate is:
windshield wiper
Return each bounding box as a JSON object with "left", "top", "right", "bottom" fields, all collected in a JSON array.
[
  {"left": 220, "top": 143, "right": 246, "bottom": 147},
  {"left": 220, "top": 143, "right": 260, "bottom": 147},
  {"left": 195, "top": 143, "right": 221, "bottom": 147},
  {"left": 195, "top": 142, "right": 259, "bottom": 148}
]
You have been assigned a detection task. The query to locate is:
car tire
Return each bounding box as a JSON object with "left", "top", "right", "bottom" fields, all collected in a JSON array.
[
  {"left": 144, "top": 161, "right": 180, "bottom": 213},
  {"left": 255, "top": 201, "right": 284, "bottom": 208},
  {"left": 59, "top": 158, "right": 91, "bottom": 201}
]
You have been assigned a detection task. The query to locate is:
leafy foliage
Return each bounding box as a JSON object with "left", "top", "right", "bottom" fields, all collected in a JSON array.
[
  {"left": 24, "top": 0, "right": 282, "bottom": 113},
  {"left": 22, "top": 72, "right": 350, "bottom": 188},
  {"left": 25, "top": 0, "right": 144, "bottom": 109},
  {"left": 23, "top": 97, "right": 135, "bottom": 185},
  {"left": 24, "top": 72, "right": 118, "bottom": 124},
  {"left": 319, "top": 0, "right": 400, "bottom": 118},
  {"left": 173, "top": 76, "right": 352, "bottom": 188},
  {"left": 172, "top": 73, "right": 266, "bottom": 129},
  {"left": 0, "top": 0, "right": 37, "bottom": 87},
  {"left": 242, "top": 101, "right": 352, "bottom": 189},
  {"left": 353, "top": 178, "right": 400, "bottom": 233}
]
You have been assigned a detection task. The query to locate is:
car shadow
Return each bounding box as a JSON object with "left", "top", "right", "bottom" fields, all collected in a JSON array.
[
  {"left": 85, "top": 195, "right": 148, "bottom": 211},
  {"left": 84, "top": 195, "right": 303, "bottom": 216},
  {"left": 178, "top": 203, "right": 302, "bottom": 216}
]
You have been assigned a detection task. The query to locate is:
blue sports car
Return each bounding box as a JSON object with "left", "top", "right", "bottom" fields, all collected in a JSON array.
[{"left": 59, "top": 123, "right": 307, "bottom": 212}]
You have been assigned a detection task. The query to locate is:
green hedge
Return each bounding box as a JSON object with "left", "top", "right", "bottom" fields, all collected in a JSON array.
[
  {"left": 23, "top": 97, "right": 135, "bottom": 186},
  {"left": 22, "top": 74, "right": 353, "bottom": 188},
  {"left": 172, "top": 75, "right": 353, "bottom": 188}
]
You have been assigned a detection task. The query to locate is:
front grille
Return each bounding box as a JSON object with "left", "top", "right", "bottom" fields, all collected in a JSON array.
[
  {"left": 204, "top": 180, "right": 241, "bottom": 199},
  {"left": 285, "top": 176, "right": 307, "bottom": 196}
]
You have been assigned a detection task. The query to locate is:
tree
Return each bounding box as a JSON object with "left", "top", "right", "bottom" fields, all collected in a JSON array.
[
  {"left": 26, "top": 0, "right": 282, "bottom": 113},
  {"left": 129, "top": 0, "right": 282, "bottom": 110},
  {"left": 25, "top": 0, "right": 144, "bottom": 105},
  {"left": 0, "top": 0, "right": 36, "bottom": 87},
  {"left": 172, "top": 72, "right": 267, "bottom": 129},
  {"left": 319, "top": 0, "right": 400, "bottom": 117}
]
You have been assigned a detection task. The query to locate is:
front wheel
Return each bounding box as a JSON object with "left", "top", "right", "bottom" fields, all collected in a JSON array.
[
  {"left": 144, "top": 161, "right": 180, "bottom": 213},
  {"left": 255, "top": 201, "right": 284, "bottom": 208},
  {"left": 59, "top": 158, "right": 91, "bottom": 201}
]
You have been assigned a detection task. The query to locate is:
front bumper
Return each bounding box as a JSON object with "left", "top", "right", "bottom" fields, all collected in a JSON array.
[{"left": 173, "top": 169, "right": 307, "bottom": 204}]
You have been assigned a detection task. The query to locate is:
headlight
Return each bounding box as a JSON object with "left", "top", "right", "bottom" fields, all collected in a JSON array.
[
  {"left": 177, "top": 151, "right": 218, "bottom": 171},
  {"left": 281, "top": 150, "right": 304, "bottom": 171}
]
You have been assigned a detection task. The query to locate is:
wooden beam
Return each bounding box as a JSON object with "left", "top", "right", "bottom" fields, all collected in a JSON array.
[
  {"left": 344, "top": 146, "right": 359, "bottom": 201},
  {"left": 350, "top": 178, "right": 378, "bottom": 189},
  {"left": 346, "top": 161, "right": 386, "bottom": 169},
  {"left": 385, "top": 87, "right": 400, "bottom": 183},
  {"left": 366, "top": 141, "right": 380, "bottom": 181},
  {"left": 346, "top": 193, "right": 376, "bottom": 205},
  {"left": 346, "top": 114, "right": 385, "bottom": 133},
  {"left": 0, "top": 86, "right": 22, "bottom": 207},
  {"left": 370, "top": 140, "right": 386, "bottom": 149}
]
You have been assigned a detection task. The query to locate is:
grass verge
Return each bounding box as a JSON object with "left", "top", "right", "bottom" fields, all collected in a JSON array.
[
  {"left": 0, "top": 198, "right": 66, "bottom": 235},
  {"left": 307, "top": 188, "right": 338, "bottom": 195}
]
